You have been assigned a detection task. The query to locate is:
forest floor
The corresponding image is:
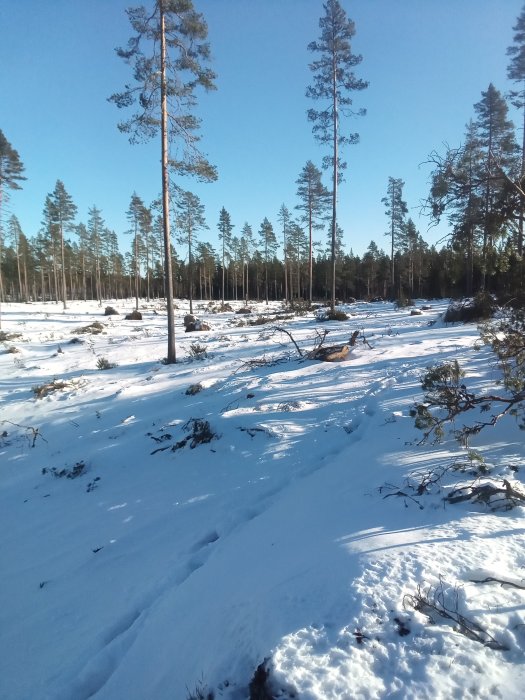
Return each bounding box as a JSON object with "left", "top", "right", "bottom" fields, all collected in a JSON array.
[{"left": 1, "top": 298, "right": 524, "bottom": 699}]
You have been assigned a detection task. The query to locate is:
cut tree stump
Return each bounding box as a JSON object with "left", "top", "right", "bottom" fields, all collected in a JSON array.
[{"left": 307, "top": 344, "right": 350, "bottom": 362}]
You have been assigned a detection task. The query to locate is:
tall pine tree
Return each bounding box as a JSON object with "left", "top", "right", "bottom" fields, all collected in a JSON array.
[
  {"left": 49, "top": 180, "right": 77, "bottom": 309},
  {"left": 295, "top": 160, "right": 330, "bottom": 303},
  {"left": 507, "top": 3, "right": 525, "bottom": 254},
  {"left": 381, "top": 177, "right": 407, "bottom": 297},
  {"left": 307, "top": 0, "right": 367, "bottom": 312},
  {"left": 109, "top": 0, "right": 217, "bottom": 363},
  {"left": 0, "top": 130, "right": 25, "bottom": 325},
  {"left": 217, "top": 207, "right": 233, "bottom": 305}
]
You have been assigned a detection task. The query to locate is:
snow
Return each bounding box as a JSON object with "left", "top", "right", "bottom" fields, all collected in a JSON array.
[{"left": 1, "top": 298, "right": 524, "bottom": 699}]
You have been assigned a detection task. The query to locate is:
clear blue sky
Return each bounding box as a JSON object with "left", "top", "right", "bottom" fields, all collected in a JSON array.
[{"left": 0, "top": 0, "right": 522, "bottom": 257}]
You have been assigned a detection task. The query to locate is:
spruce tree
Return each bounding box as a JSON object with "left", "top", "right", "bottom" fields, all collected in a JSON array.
[
  {"left": 109, "top": 0, "right": 217, "bottom": 363},
  {"left": 307, "top": 0, "right": 367, "bottom": 312}
]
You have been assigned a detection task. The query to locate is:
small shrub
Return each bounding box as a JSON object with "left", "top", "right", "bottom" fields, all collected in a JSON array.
[
  {"left": 171, "top": 418, "right": 218, "bottom": 451},
  {"left": 74, "top": 321, "right": 105, "bottom": 335},
  {"left": 33, "top": 380, "right": 69, "bottom": 398},
  {"left": 42, "top": 460, "right": 86, "bottom": 479},
  {"left": 0, "top": 331, "right": 23, "bottom": 342},
  {"left": 317, "top": 308, "right": 349, "bottom": 322},
  {"left": 248, "top": 315, "right": 272, "bottom": 326},
  {"left": 394, "top": 295, "right": 414, "bottom": 308},
  {"left": 188, "top": 343, "right": 208, "bottom": 360},
  {"left": 235, "top": 306, "right": 252, "bottom": 314},
  {"left": 186, "top": 383, "right": 203, "bottom": 395},
  {"left": 443, "top": 292, "right": 496, "bottom": 323},
  {"left": 248, "top": 660, "right": 274, "bottom": 700},
  {"left": 186, "top": 680, "right": 214, "bottom": 700},
  {"left": 96, "top": 356, "right": 118, "bottom": 370},
  {"left": 125, "top": 310, "right": 142, "bottom": 320}
]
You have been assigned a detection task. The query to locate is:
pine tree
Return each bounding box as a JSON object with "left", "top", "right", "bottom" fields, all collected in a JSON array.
[
  {"left": 49, "top": 180, "right": 77, "bottom": 309},
  {"left": 127, "top": 193, "right": 146, "bottom": 310},
  {"left": 381, "top": 177, "right": 407, "bottom": 297},
  {"left": 307, "top": 0, "right": 367, "bottom": 312},
  {"left": 295, "top": 160, "right": 330, "bottom": 302},
  {"left": 277, "top": 205, "right": 291, "bottom": 304},
  {"left": 507, "top": 3, "right": 525, "bottom": 254},
  {"left": 474, "top": 83, "right": 519, "bottom": 286},
  {"left": 240, "top": 222, "right": 254, "bottom": 302},
  {"left": 258, "top": 217, "right": 277, "bottom": 305},
  {"left": 7, "top": 215, "right": 25, "bottom": 301},
  {"left": 87, "top": 206, "right": 106, "bottom": 302},
  {"left": 0, "top": 130, "right": 25, "bottom": 324},
  {"left": 174, "top": 187, "right": 207, "bottom": 314},
  {"left": 109, "top": 0, "right": 217, "bottom": 363},
  {"left": 217, "top": 207, "right": 233, "bottom": 305}
]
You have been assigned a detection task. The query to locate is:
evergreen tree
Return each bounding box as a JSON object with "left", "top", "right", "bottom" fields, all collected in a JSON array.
[
  {"left": 381, "top": 177, "right": 407, "bottom": 297},
  {"left": 127, "top": 192, "right": 146, "bottom": 310},
  {"left": 277, "top": 204, "right": 291, "bottom": 303},
  {"left": 87, "top": 206, "right": 106, "bottom": 302},
  {"left": 287, "top": 222, "right": 308, "bottom": 301},
  {"left": 474, "top": 83, "right": 518, "bottom": 285},
  {"left": 295, "top": 160, "right": 330, "bottom": 302},
  {"left": 7, "top": 215, "right": 26, "bottom": 301},
  {"left": 240, "top": 222, "right": 254, "bottom": 302},
  {"left": 425, "top": 122, "right": 485, "bottom": 295},
  {"left": 0, "top": 130, "right": 25, "bottom": 322},
  {"left": 49, "top": 180, "right": 77, "bottom": 309},
  {"left": 258, "top": 217, "right": 277, "bottom": 304},
  {"left": 307, "top": 0, "right": 367, "bottom": 311},
  {"left": 174, "top": 187, "right": 207, "bottom": 314},
  {"left": 507, "top": 3, "right": 525, "bottom": 254},
  {"left": 109, "top": 0, "right": 217, "bottom": 363},
  {"left": 217, "top": 207, "right": 233, "bottom": 304}
]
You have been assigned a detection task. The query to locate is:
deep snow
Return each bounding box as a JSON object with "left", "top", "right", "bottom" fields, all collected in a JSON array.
[{"left": 1, "top": 299, "right": 524, "bottom": 699}]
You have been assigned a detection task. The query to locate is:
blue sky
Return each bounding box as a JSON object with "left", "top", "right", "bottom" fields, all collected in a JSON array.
[{"left": 0, "top": 0, "right": 522, "bottom": 257}]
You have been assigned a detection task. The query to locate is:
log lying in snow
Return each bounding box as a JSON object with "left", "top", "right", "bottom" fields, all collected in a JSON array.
[{"left": 307, "top": 344, "right": 350, "bottom": 362}]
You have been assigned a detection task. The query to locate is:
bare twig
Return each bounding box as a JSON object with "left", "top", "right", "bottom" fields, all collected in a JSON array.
[
  {"left": 404, "top": 578, "right": 508, "bottom": 651},
  {"left": 0, "top": 420, "right": 46, "bottom": 447}
]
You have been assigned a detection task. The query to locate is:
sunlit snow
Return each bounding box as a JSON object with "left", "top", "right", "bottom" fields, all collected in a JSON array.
[{"left": 1, "top": 299, "right": 524, "bottom": 699}]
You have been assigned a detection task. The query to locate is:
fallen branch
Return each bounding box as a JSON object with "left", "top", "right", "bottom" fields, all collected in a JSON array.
[
  {"left": 446, "top": 478, "right": 525, "bottom": 510},
  {"left": 0, "top": 420, "right": 46, "bottom": 448},
  {"left": 404, "top": 578, "right": 508, "bottom": 651},
  {"left": 470, "top": 576, "right": 525, "bottom": 590}
]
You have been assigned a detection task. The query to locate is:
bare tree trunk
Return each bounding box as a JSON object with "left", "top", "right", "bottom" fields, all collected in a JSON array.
[
  {"left": 59, "top": 220, "right": 67, "bottom": 309},
  {"left": 160, "top": 3, "right": 176, "bottom": 363},
  {"left": 331, "top": 58, "right": 338, "bottom": 313}
]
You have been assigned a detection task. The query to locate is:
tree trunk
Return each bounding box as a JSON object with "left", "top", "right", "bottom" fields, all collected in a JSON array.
[{"left": 160, "top": 3, "right": 176, "bottom": 363}]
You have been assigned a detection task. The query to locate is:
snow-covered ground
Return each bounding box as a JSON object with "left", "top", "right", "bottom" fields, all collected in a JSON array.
[{"left": 1, "top": 298, "right": 524, "bottom": 700}]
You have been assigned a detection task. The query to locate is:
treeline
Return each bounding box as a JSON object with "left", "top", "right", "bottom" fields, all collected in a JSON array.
[{"left": 0, "top": 196, "right": 522, "bottom": 306}]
